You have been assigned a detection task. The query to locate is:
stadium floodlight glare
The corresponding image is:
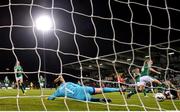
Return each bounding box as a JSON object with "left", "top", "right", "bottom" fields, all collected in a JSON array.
[
  {"left": 168, "top": 52, "right": 174, "bottom": 55},
  {"left": 145, "top": 55, "right": 150, "bottom": 58},
  {"left": 127, "top": 58, "right": 131, "bottom": 61},
  {"left": 35, "top": 15, "right": 53, "bottom": 31}
]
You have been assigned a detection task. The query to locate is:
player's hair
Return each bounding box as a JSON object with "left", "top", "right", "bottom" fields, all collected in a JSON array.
[{"left": 132, "top": 68, "right": 140, "bottom": 77}]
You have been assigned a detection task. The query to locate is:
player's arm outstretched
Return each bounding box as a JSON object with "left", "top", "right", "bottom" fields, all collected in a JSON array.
[
  {"left": 48, "top": 74, "right": 125, "bottom": 103},
  {"left": 149, "top": 68, "right": 161, "bottom": 75},
  {"left": 146, "top": 59, "right": 161, "bottom": 75},
  {"left": 54, "top": 74, "right": 65, "bottom": 84}
]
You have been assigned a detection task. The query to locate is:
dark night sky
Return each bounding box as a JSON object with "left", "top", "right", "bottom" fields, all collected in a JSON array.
[{"left": 0, "top": 0, "right": 180, "bottom": 82}]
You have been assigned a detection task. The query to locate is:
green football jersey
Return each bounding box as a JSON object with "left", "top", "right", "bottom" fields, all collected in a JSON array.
[
  {"left": 4, "top": 77, "right": 10, "bottom": 84},
  {"left": 39, "top": 77, "right": 45, "bottom": 83},
  {"left": 141, "top": 63, "right": 150, "bottom": 77},
  {"left": 135, "top": 74, "right": 140, "bottom": 83},
  {"left": 14, "top": 65, "right": 23, "bottom": 78}
]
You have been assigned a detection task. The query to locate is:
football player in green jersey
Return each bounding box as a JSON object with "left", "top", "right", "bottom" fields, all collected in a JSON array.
[
  {"left": 127, "top": 68, "right": 147, "bottom": 99},
  {"left": 140, "top": 58, "right": 162, "bottom": 85},
  {"left": 39, "top": 75, "right": 45, "bottom": 88},
  {"left": 14, "top": 61, "right": 28, "bottom": 95},
  {"left": 140, "top": 58, "right": 164, "bottom": 94},
  {"left": 4, "top": 76, "right": 10, "bottom": 89}
]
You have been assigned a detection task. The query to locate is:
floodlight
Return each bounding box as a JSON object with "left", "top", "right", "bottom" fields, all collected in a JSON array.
[
  {"left": 168, "top": 52, "right": 174, "bottom": 55},
  {"left": 127, "top": 58, "right": 131, "bottom": 61},
  {"left": 145, "top": 55, "right": 150, "bottom": 58},
  {"left": 35, "top": 15, "right": 53, "bottom": 31}
]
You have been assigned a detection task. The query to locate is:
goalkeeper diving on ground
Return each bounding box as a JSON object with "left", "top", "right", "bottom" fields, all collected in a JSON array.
[{"left": 48, "top": 74, "right": 126, "bottom": 103}]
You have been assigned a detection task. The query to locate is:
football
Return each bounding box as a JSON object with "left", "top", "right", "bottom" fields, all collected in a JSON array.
[{"left": 155, "top": 93, "right": 166, "bottom": 102}]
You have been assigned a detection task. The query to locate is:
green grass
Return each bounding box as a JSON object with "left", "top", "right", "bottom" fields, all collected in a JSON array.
[{"left": 0, "top": 89, "right": 180, "bottom": 111}]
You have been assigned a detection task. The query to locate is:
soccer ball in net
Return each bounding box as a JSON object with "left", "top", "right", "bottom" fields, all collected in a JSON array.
[{"left": 155, "top": 93, "right": 166, "bottom": 102}]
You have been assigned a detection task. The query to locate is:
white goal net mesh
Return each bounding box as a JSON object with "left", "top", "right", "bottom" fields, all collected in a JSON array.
[{"left": 0, "top": 0, "right": 180, "bottom": 111}]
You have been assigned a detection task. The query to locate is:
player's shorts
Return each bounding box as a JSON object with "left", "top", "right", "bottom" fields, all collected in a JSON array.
[
  {"left": 74, "top": 86, "right": 95, "bottom": 101},
  {"left": 40, "top": 83, "right": 44, "bottom": 87},
  {"left": 16, "top": 77, "right": 23, "bottom": 82},
  {"left": 137, "top": 82, "right": 146, "bottom": 86},
  {"left": 140, "top": 76, "right": 155, "bottom": 83},
  {"left": 5, "top": 83, "right": 8, "bottom": 87},
  {"left": 63, "top": 86, "right": 95, "bottom": 101}
]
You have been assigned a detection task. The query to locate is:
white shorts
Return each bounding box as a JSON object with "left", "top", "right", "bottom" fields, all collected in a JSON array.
[
  {"left": 137, "top": 82, "right": 146, "bottom": 86},
  {"left": 140, "top": 76, "right": 155, "bottom": 83},
  {"left": 40, "top": 83, "right": 44, "bottom": 87},
  {"left": 16, "top": 77, "right": 23, "bottom": 82},
  {"left": 5, "top": 83, "right": 9, "bottom": 87},
  {"left": 128, "top": 81, "right": 145, "bottom": 87}
]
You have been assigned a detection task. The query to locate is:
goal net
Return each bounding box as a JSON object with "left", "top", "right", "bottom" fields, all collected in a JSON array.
[{"left": 0, "top": 0, "right": 180, "bottom": 111}]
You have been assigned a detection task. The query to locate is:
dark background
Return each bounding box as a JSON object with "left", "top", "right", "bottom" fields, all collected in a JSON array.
[{"left": 0, "top": 0, "right": 180, "bottom": 86}]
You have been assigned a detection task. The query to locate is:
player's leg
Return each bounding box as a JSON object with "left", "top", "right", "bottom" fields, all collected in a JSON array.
[
  {"left": 84, "top": 85, "right": 124, "bottom": 94},
  {"left": 21, "top": 77, "right": 27, "bottom": 92},
  {"left": 151, "top": 77, "right": 163, "bottom": 92},
  {"left": 20, "top": 77, "right": 27, "bottom": 94},
  {"left": 16, "top": 78, "right": 25, "bottom": 94},
  {"left": 83, "top": 86, "right": 112, "bottom": 103},
  {"left": 94, "top": 87, "right": 123, "bottom": 94},
  {"left": 138, "top": 83, "right": 147, "bottom": 97},
  {"left": 127, "top": 88, "right": 137, "bottom": 99},
  {"left": 152, "top": 79, "right": 163, "bottom": 89},
  {"left": 19, "top": 80, "right": 25, "bottom": 94},
  {"left": 90, "top": 97, "right": 112, "bottom": 103},
  {"left": 177, "top": 91, "right": 180, "bottom": 100},
  {"left": 142, "top": 86, "right": 148, "bottom": 97},
  {"left": 127, "top": 82, "right": 146, "bottom": 99}
]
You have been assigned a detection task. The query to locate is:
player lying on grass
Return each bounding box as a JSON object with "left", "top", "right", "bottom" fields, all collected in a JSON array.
[
  {"left": 127, "top": 68, "right": 147, "bottom": 99},
  {"left": 162, "top": 80, "right": 180, "bottom": 100},
  {"left": 14, "top": 61, "right": 28, "bottom": 95},
  {"left": 48, "top": 74, "right": 125, "bottom": 103}
]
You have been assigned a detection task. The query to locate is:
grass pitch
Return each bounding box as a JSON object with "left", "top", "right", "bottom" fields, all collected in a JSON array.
[{"left": 0, "top": 89, "right": 180, "bottom": 111}]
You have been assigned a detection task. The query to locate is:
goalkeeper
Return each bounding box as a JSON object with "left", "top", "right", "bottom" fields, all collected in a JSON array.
[
  {"left": 14, "top": 61, "right": 28, "bottom": 95},
  {"left": 48, "top": 74, "right": 125, "bottom": 103}
]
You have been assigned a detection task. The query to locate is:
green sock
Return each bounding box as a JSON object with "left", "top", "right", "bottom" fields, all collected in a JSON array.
[
  {"left": 157, "top": 83, "right": 163, "bottom": 92},
  {"left": 129, "top": 89, "right": 137, "bottom": 95},
  {"left": 22, "top": 83, "right": 26, "bottom": 90},
  {"left": 20, "top": 84, "right": 25, "bottom": 93},
  {"left": 143, "top": 89, "right": 147, "bottom": 96}
]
